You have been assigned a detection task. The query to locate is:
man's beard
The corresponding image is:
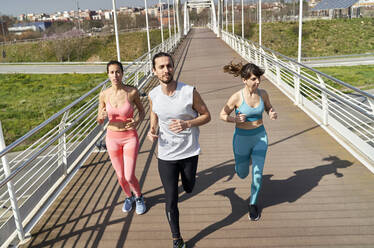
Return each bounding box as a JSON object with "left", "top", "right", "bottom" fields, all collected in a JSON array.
[{"left": 160, "top": 74, "right": 173, "bottom": 84}]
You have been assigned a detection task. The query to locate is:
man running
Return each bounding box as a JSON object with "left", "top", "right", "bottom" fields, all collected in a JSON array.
[{"left": 147, "top": 52, "right": 211, "bottom": 248}]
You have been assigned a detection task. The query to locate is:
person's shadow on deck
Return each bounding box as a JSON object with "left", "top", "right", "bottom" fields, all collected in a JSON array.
[{"left": 186, "top": 155, "right": 353, "bottom": 247}]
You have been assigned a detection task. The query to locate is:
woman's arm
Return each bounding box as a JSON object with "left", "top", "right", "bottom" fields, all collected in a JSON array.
[
  {"left": 261, "top": 90, "right": 277, "bottom": 120},
  {"left": 132, "top": 88, "right": 145, "bottom": 124},
  {"left": 220, "top": 92, "right": 245, "bottom": 123},
  {"left": 97, "top": 91, "right": 107, "bottom": 124}
]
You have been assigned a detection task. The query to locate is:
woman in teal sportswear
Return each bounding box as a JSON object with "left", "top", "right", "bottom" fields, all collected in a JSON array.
[{"left": 220, "top": 62, "right": 278, "bottom": 221}]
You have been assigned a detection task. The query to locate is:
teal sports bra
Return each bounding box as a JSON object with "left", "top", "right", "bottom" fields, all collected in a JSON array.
[{"left": 235, "top": 89, "right": 264, "bottom": 122}]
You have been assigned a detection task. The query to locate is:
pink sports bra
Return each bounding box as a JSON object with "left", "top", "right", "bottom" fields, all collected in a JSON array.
[{"left": 106, "top": 99, "right": 134, "bottom": 123}]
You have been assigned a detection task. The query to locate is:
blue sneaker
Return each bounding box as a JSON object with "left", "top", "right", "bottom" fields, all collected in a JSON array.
[
  {"left": 122, "top": 196, "right": 134, "bottom": 212},
  {"left": 135, "top": 195, "right": 146, "bottom": 215}
]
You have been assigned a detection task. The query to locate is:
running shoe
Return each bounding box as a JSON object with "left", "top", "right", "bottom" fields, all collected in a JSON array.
[
  {"left": 249, "top": 204, "right": 260, "bottom": 221},
  {"left": 173, "top": 238, "right": 186, "bottom": 248},
  {"left": 135, "top": 195, "right": 146, "bottom": 215},
  {"left": 122, "top": 196, "right": 134, "bottom": 212}
]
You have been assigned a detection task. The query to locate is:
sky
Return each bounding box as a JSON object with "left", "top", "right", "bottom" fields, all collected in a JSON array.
[{"left": 0, "top": 0, "right": 284, "bottom": 17}]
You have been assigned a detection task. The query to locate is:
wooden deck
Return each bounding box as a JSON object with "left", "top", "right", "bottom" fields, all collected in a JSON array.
[{"left": 20, "top": 28, "right": 374, "bottom": 248}]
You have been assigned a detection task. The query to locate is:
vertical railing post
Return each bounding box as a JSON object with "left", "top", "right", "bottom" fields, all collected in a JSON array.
[
  {"left": 317, "top": 74, "right": 329, "bottom": 125},
  {"left": 58, "top": 111, "right": 70, "bottom": 176},
  {"left": 290, "top": 63, "right": 300, "bottom": 105},
  {"left": 241, "top": 37, "right": 244, "bottom": 57},
  {"left": 368, "top": 98, "right": 374, "bottom": 115},
  {"left": 0, "top": 121, "right": 26, "bottom": 243},
  {"left": 135, "top": 70, "right": 139, "bottom": 88},
  {"left": 272, "top": 53, "right": 281, "bottom": 85},
  {"left": 262, "top": 48, "right": 268, "bottom": 70},
  {"left": 253, "top": 44, "right": 258, "bottom": 65},
  {"left": 247, "top": 41, "right": 252, "bottom": 62}
]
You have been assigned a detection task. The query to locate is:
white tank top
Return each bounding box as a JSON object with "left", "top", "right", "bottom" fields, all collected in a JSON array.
[{"left": 149, "top": 82, "right": 200, "bottom": 160}]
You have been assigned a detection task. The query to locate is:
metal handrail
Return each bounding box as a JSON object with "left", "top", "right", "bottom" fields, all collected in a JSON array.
[
  {"left": 236, "top": 34, "right": 374, "bottom": 101},
  {"left": 0, "top": 80, "right": 109, "bottom": 159}
]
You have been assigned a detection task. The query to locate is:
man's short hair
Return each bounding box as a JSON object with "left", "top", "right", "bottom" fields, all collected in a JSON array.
[{"left": 152, "top": 52, "right": 174, "bottom": 69}]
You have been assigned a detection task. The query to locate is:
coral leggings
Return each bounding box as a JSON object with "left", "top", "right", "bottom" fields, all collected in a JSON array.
[{"left": 105, "top": 129, "right": 141, "bottom": 197}]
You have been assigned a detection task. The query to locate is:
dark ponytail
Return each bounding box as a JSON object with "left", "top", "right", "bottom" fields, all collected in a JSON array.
[{"left": 223, "top": 61, "right": 264, "bottom": 79}]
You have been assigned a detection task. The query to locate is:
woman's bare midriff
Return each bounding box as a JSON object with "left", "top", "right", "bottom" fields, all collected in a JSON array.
[
  {"left": 107, "top": 122, "right": 135, "bottom": 132},
  {"left": 236, "top": 119, "right": 263, "bottom": 129}
]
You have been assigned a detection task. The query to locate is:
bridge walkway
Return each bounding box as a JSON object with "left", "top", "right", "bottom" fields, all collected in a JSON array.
[{"left": 19, "top": 28, "right": 374, "bottom": 248}]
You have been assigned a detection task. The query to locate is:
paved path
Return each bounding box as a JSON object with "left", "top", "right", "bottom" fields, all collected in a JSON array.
[
  {"left": 0, "top": 62, "right": 135, "bottom": 74},
  {"left": 304, "top": 56, "right": 374, "bottom": 67},
  {"left": 1, "top": 57, "right": 372, "bottom": 74},
  {"left": 0, "top": 64, "right": 107, "bottom": 74},
  {"left": 20, "top": 28, "right": 374, "bottom": 248}
]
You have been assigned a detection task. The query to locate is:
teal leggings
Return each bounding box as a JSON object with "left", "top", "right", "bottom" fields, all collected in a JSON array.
[{"left": 233, "top": 126, "right": 268, "bottom": 205}]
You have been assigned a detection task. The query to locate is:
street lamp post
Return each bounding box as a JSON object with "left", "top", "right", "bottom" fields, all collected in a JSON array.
[
  {"left": 144, "top": 0, "right": 151, "bottom": 56},
  {"left": 295, "top": 0, "right": 303, "bottom": 105},
  {"left": 159, "top": 0, "right": 164, "bottom": 45},
  {"left": 232, "top": 0, "right": 234, "bottom": 34},
  {"left": 259, "top": 0, "right": 262, "bottom": 46},
  {"left": 167, "top": 0, "right": 172, "bottom": 38},
  {"left": 173, "top": 0, "right": 177, "bottom": 46},
  {"left": 241, "top": 0, "right": 244, "bottom": 38},
  {"left": 112, "top": 0, "right": 121, "bottom": 61},
  {"left": 225, "top": 0, "right": 228, "bottom": 32},
  {"left": 176, "top": 0, "right": 181, "bottom": 38},
  {"left": 297, "top": 0, "right": 303, "bottom": 64}
]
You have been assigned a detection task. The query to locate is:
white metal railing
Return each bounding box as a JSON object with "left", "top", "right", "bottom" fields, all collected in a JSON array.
[
  {"left": 0, "top": 31, "right": 183, "bottom": 247},
  {"left": 219, "top": 29, "right": 374, "bottom": 173}
]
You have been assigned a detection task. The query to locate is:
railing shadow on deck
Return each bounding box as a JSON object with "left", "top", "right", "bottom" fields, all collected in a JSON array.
[
  {"left": 20, "top": 131, "right": 354, "bottom": 248},
  {"left": 186, "top": 155, "right": 353, "bottom": 247}
]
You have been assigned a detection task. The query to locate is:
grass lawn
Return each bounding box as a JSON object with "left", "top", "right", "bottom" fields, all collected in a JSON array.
[
  {"left": 316, "top": 65, "right": 374, "bottom": 91},
  {"left": 0, "top": 73, "right": 107, "bottom": 147},
  {"left": 236, "top": 18, "right": 374, "bottom": 58},
  {"left": 0, "top": 29, "right": 170, "bottom": 63}
]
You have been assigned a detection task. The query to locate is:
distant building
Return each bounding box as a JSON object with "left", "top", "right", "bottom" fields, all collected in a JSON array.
[
  {"left": 311, "top": 0, "right": 373, "bottom": 18},
  {"left": 104, "top": 11, "right": 113, "bottom": 20}
]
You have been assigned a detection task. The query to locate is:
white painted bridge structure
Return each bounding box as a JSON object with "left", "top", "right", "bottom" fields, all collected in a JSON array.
[{"left": 1, "top": 1, "right": 374, "bottom": 247}]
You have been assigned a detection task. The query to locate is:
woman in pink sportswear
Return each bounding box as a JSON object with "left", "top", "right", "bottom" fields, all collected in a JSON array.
[{"left": 97, "top": 60, "right": 146, "bottom": 215}]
